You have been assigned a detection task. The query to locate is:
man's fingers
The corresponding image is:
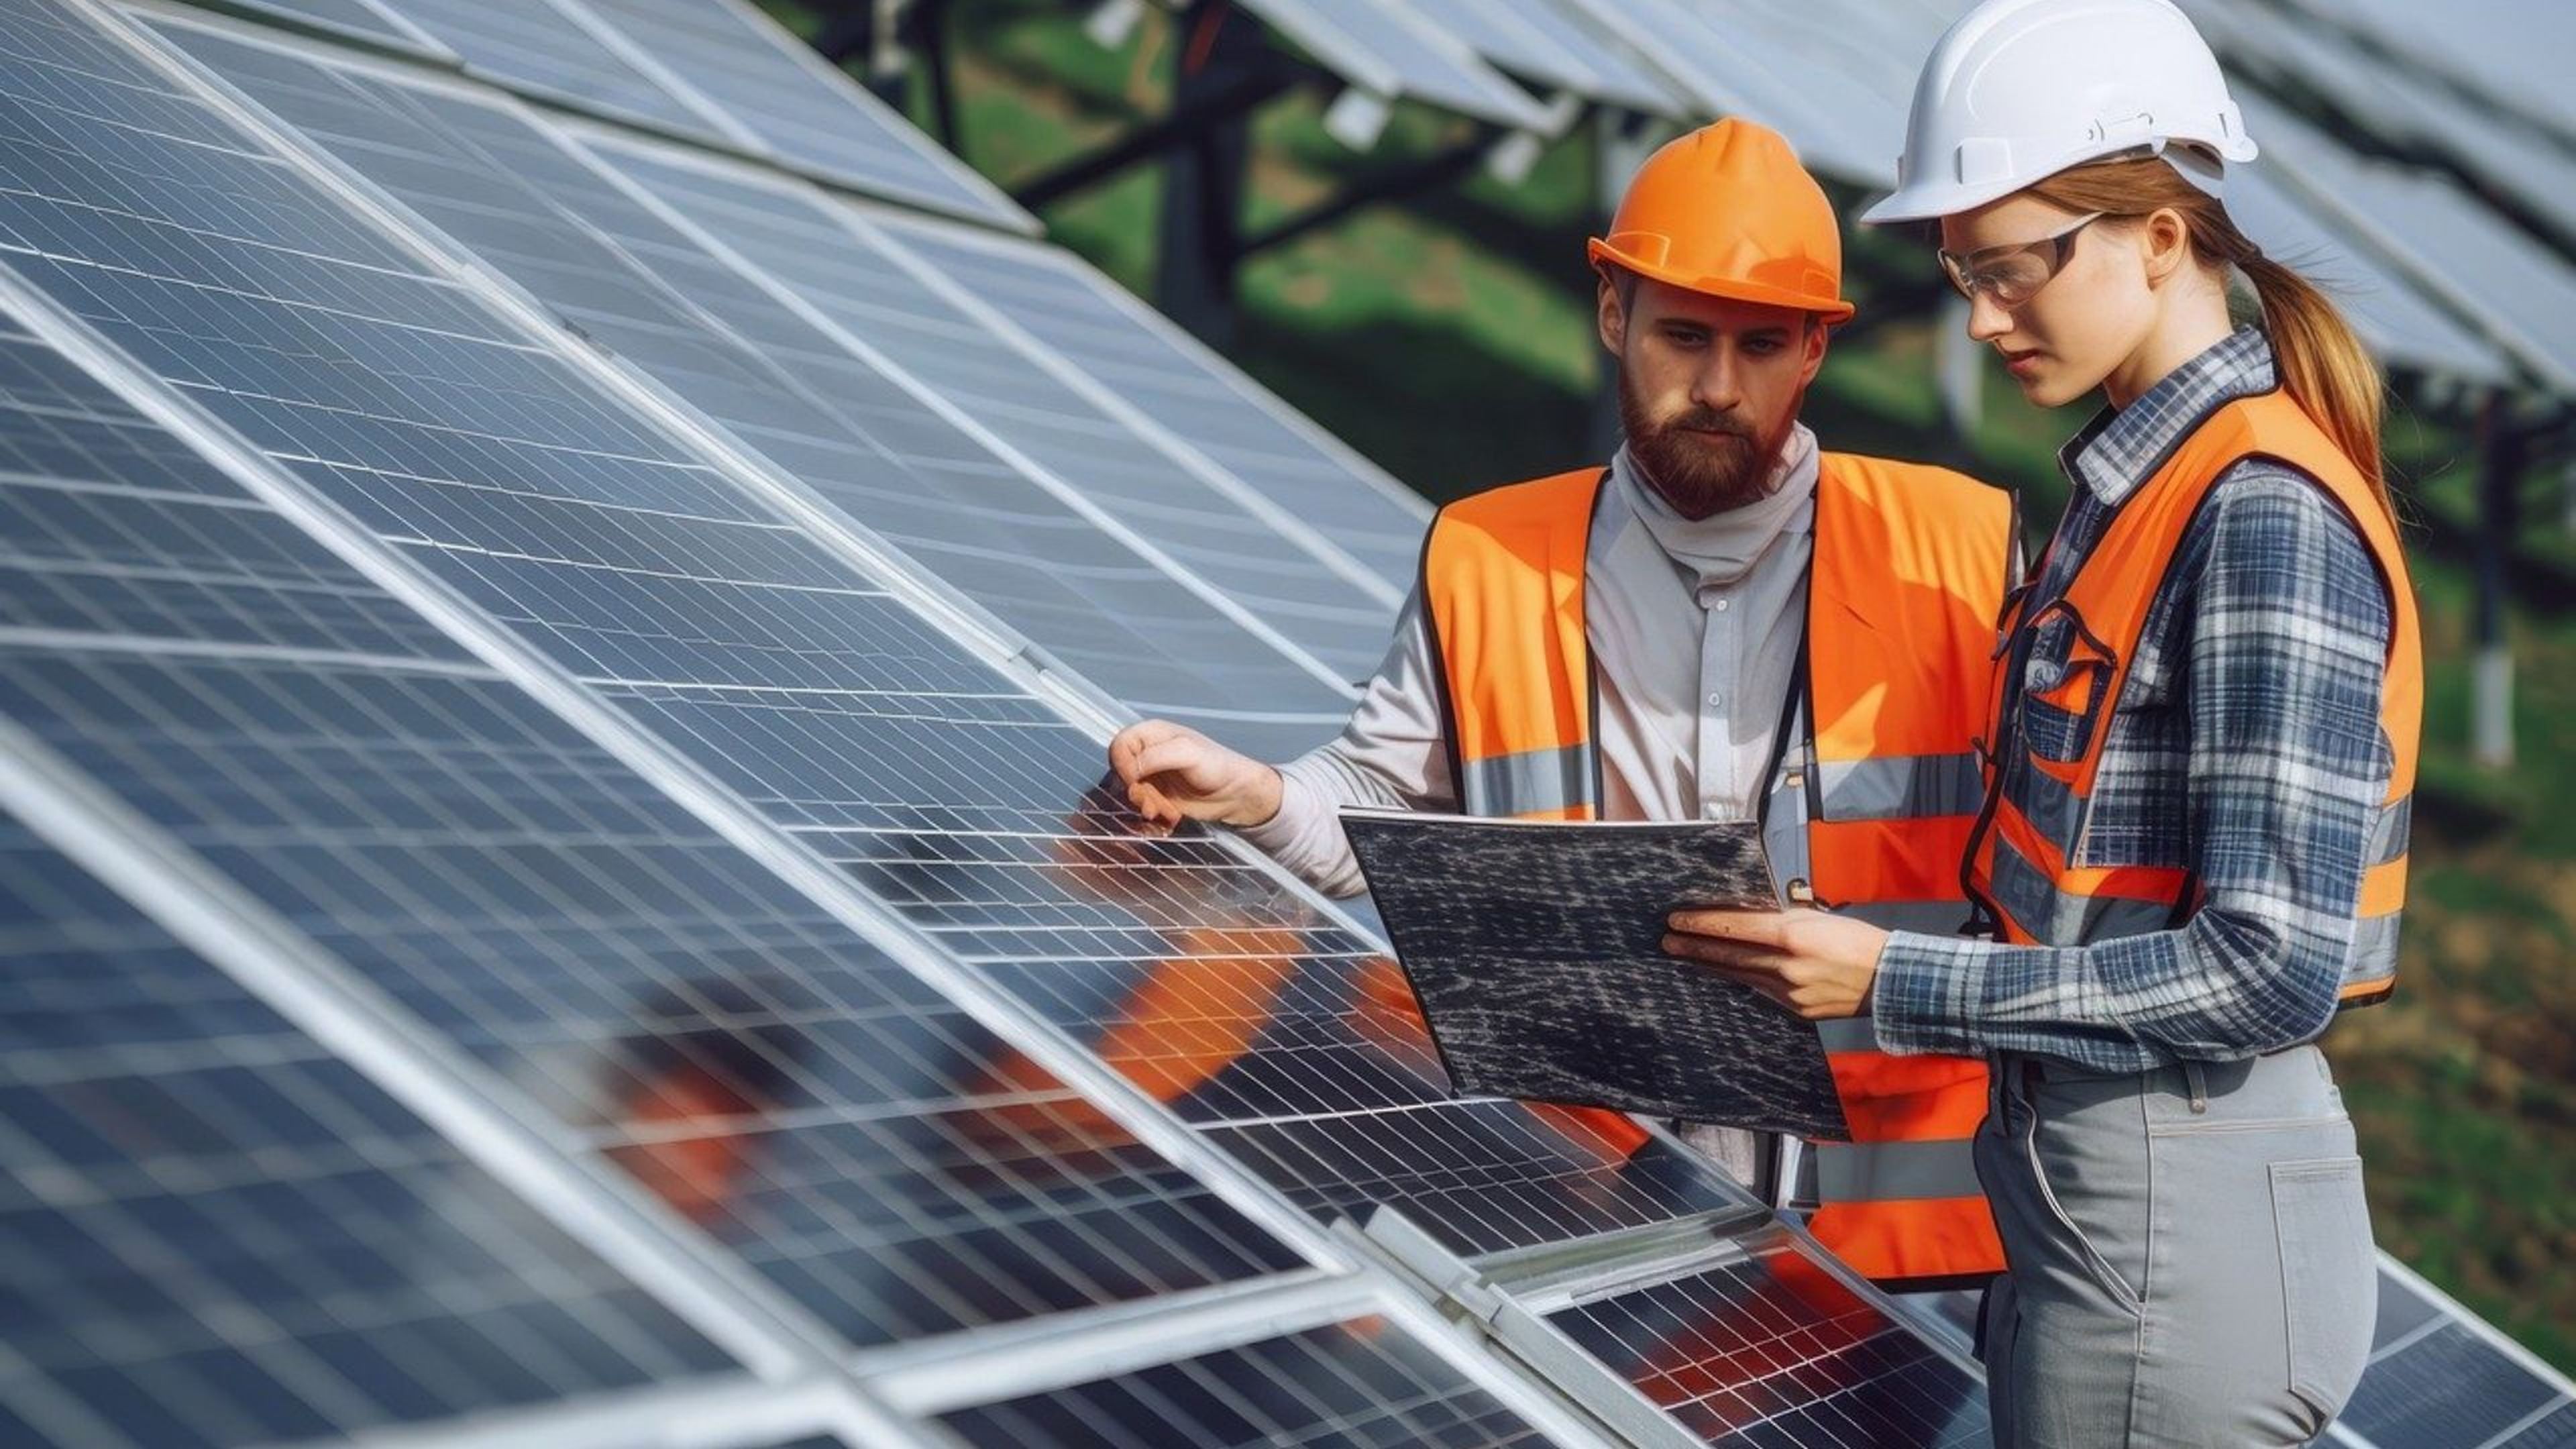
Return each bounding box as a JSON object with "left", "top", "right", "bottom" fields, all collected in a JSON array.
[
  {"left": 1108, "top": 719, "right": 1185, "bottom": 780},
  {"left": 1118, "top": 741, "right": 1205, "bottom": 790},
  {"left": 1123, "top": 780, "right": 1181, "bottom": 829}
]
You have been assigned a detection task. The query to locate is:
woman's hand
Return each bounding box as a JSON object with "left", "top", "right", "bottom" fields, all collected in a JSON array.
[{"left": 1662, "top": 908, "right": 1891, "bottom": 1020}]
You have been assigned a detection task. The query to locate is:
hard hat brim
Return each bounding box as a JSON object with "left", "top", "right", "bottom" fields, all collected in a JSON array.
[
  {"left": 1858, "top": 137, "right": 2257, "bottom": 225},
  {"left": 1587, "top": 237, "right": 1858, "bottom": 323}
]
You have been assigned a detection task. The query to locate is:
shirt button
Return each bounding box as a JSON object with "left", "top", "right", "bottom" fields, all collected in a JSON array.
[
  {"left": 1712, "top": 598, "right": 1731, "bottom": 612},
  {"left": 1705, "top": 691, "right": 1725, "bottom": 708}
]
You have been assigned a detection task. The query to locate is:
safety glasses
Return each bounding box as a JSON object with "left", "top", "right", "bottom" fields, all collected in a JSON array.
[{"left": 1937, "top": 212, "right": 2105, "bottom": 308}]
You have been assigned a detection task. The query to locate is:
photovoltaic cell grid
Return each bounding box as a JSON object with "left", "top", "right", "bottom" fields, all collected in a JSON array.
[
  {"left": 4, "top": 0, "right": 1744, "bottom": 1285},
  {"left": 366, "top": 0, "right": 720, "bottom": 140},
  {"left": 2234, "top": 87, "right": 2576, "bottom": 395},
  {"left": 40, "top": 3, "right": 2576, "bottom": 1433},
  {"left": 1226, "top": 0, "right": 1558, "bottom": 132},
  {"left": 2178, "top": 0, "right": 2576, "bottom": 251},
  {"left": 2339, "top": 1267, "right": 2576, "bottom": 1449},
  {"left": 564, "top": 0, "right": 1029, "bottom": 232},
  {"left": 2296, "top": 0, "right": 2576, "bottom": 144},
  {"left": 583, "top": 139, "right": 1403, "bottom": 686},
  {"left": 937, "top": 1319, "right": 1551, "bottom": 1448},
  {"left": 1554, "top": 0, "right": 1901, "bottom": 186},
  {"left": 0, "top": 22, "right": 1305, "bottom": 1374},
  {"left": 215, "top": 0, "right": 441, "bottom": 57},
  {"left": 144, "top": 17, "right": 1354, "bottom": 761},
  {"left": 1546, "top": 1238, "right": 1989, "bottom": 1448},
  {"left": 34, "top": 0, "right": 2573, "bottom": 1443},
  {"left": 869, "top": 213, "right": 1430, "bottom": 595},
  {"left": 0, "top": 818, "right": 737, "bottom": 1448},
  {"left": 1435, "top": 0, "right": 1680, "bottom": 116}
]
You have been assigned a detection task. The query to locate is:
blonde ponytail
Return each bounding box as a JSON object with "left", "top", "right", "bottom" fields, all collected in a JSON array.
[
  {"left": 2235, "top": 253, "right": 2387, "bottom": 502},
  {"left": 2029, "top": 156, "right": 2395, "bottom": 523}
]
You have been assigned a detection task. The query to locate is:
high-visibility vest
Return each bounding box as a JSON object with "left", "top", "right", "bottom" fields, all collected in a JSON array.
[
  {"left": 1966, "top": 390, "right": 2418, "bottom": 1006},
  {"left": 1421, "top": 458, "right": 2013, "bottom": 1289}
]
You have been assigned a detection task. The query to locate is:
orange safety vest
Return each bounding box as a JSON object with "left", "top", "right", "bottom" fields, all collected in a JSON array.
[
  {"left": 1966, "top": 389, "right": 2418, "bottom": 1006},
  {"left": 1420, "top": 458, "right": 2012, "bottom": 1289}
]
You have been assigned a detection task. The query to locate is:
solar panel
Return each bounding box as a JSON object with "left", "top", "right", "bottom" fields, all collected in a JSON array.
[
  {"left": 143, "top": 13, "right": 1356, "bottom": 759},
  {"left": 2292, "top": 0, "right": 2576, "bottom": 147},
  {"left": 0, "top": 432, "right": 1297, "bottom": 1376},
  {"left": 862, "top": 213, "right": 1430, "bottom": 594},
  {"left": 368, "top": 0, "right": 728, "bottom": 141},
  {"left": 1225, "top": 0, "right": 1561, "bottom": 133},
  {"left": 0, "top": 818, "right": 738, "bottom": 1448},
  {"left": 21, "top": 0, "right": 2564, "bottom": 1440},
  {"left": 207, "top": 0, "right": 447, "bottom": 58},
  {"left": 2337, "top": 1262, "right": 2576, "bottom": 1449},
  {"left": 580, "top": 137, "right": 1407, "bottom": 685},
  {"left": 0, "top": 3, "right": 1323, "bottom": 1357},
  {"left": 2182, "top": 0, "right": 2576, "bottom": 250},
  {"left": 2222, "top": 164, "right": 2506, "bottom": 382},
  {"left": 1432, "top": 0, "right": 1682, "bottom": 117},
  {"left": 1543, "top": 1234, "right": 1989, "bottom": 1447},
  {"left": 935, "top": 1318, "right": 1554, "bottom": 1448},
  {"left": 561, "top": 0, "right": 1032, "bottom": 232},
  {"left": 1552, "top": 0, "right": 1904, "bottom": 186},
  {"left": 2237, "top": 91, "right": 2576, "bottom": 392},
  {"left": 11, "top": 0, "right": 1752, "bottom": 1272}
]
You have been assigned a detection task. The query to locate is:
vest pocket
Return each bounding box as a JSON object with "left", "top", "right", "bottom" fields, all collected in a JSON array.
[
  {"left": 2016, "top": 606, "right": 2120, "bottom": 766},
  {"left": 2272, "top": 1157, "right": 2376, "bottom": 1421}
]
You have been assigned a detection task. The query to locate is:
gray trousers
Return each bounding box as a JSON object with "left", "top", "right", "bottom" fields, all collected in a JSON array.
[{"left": 1974, "top": 1044, "right": 2377, "bottom": 1446}]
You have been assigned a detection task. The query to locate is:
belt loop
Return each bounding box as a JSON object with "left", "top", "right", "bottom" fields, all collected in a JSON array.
[{"left": 2180, "top": 1058, "right": 2209, "bottom": 1115}]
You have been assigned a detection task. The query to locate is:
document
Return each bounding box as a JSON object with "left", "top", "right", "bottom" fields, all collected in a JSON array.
[{"left": 1340, "top": 810, "right": 1847, "bottom": 1139}]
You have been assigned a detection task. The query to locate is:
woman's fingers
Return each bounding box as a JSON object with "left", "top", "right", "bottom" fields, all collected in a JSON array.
[
  {"left": 1662, "top": 930, "right": 1796, "bottom": 972},
  {"left": 1664, "top": 935, "right": 1843, "bottom": 1018},
  {"left": 1666, "top": 908, "right": 1794, "bottom": 947}
]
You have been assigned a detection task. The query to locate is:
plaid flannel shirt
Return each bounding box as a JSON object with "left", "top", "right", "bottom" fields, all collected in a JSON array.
[{"left": 1872, "top": 327, "right": 2397, "bottom": 1071}]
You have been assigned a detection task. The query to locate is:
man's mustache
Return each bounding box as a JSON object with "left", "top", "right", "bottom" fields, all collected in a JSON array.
[{"left": 1663, "top": 409, "right": 1755, "bottom": 439}]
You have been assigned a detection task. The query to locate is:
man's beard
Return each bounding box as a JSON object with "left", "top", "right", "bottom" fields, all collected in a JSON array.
[{"left": 1619, "top": 376, "right": 1789, "bottom": 520}]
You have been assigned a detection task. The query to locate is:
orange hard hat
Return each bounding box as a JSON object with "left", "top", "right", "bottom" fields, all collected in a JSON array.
[{"left": 1588, "top": 119, "right": 1854, "bottom": 323}]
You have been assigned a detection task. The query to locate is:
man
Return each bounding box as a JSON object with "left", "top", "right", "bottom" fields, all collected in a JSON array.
[{"left": 1108, "top": 119, "right": 2007, "bottom": 1291}]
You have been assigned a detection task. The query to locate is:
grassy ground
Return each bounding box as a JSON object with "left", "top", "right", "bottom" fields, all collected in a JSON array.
[{"left": 777, "top": 0, "right": 2573, "bottom": 1369}]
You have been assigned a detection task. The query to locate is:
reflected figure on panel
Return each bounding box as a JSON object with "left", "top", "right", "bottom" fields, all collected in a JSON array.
[{"left": 599, "top": 979, "right": 800, "bottom": 1228}]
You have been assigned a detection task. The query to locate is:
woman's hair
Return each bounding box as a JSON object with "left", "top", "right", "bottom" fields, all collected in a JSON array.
[{"left": 2027, "top": 154, "right": 2394, "bottom": 519}]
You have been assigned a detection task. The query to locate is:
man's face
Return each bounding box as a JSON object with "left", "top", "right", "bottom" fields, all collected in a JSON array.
[{"left": 1601, "top": 274, "right": 1827, "bottom": 519}]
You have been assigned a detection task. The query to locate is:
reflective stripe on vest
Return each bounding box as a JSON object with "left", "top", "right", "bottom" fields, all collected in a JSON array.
[
  {"left": 1458, "top": 742, "right": 1597, "bottom": 818},
  {"left": 1423, "top": 456, "right": 2013, "bottom": 1288},
  {"left": 1968, "top": 390, "right": 2420, "bottom": 1008}
]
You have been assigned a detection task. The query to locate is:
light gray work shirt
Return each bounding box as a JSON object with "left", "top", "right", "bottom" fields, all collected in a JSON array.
[{"left": 1241, "top": 429, "right": 1823, "bottom": 1187}]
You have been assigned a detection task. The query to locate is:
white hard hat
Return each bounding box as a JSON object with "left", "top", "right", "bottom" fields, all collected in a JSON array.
[{"left": 1860, "top": 0, "right": 2257, "bottom": 225}]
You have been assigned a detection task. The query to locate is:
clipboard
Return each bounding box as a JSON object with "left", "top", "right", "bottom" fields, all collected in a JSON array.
[{"left": 1340, "top": 809, "right": 1848, "bottom": 1140}]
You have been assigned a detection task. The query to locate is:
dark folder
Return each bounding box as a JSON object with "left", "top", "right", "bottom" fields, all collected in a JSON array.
[{"left": 1340, "top": 810, "right": 1848, "bottom": 1140}]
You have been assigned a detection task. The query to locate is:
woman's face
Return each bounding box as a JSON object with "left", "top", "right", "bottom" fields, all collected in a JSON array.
[{"left": 1939, "top": 193, "right": 2156, "bottom": 409}]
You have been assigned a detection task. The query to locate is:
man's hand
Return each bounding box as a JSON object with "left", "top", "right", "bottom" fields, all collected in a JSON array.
[
  {"left": 1662, "top": 908, "right": 1890, "bottom": 1020},
  {"left": 1107, "top": 720, "right": 1285, "bottom": 830}
]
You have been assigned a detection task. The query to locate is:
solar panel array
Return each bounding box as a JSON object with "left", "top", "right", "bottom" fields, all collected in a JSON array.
[
  {"left": 0, "top": 0, "right": 2564, "bottom": 1445},
  {"left": 0, "top": 0, "right": 1979, "bottom": 1443}
]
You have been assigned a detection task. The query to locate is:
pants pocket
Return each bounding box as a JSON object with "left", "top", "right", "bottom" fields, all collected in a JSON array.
[
  {"left": 2012, "top": 1068, "right": 2148, "bottom": 1315},
  {"left": 2272, "top": 1157, "right": 2377, "bottom": 1420}
]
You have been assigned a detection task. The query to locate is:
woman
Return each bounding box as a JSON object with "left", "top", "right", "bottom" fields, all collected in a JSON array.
[{"left": 1662, "top": 1, "right": 2418, "bottom": 1442}]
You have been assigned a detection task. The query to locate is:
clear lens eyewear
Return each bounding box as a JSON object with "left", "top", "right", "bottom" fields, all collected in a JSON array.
[{"left": 1938, "top": 212, "right": 2105, "bottom": 307}]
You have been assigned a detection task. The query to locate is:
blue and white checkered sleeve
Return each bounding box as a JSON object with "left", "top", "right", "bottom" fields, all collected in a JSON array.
[{"left": 1872, "top": 465, "right": 2394, "bottom": 1069}]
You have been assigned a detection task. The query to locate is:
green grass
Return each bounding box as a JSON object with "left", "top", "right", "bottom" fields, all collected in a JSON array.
[{"left": 776, "top": 0, "right": 2575, "bottom": 1373}]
